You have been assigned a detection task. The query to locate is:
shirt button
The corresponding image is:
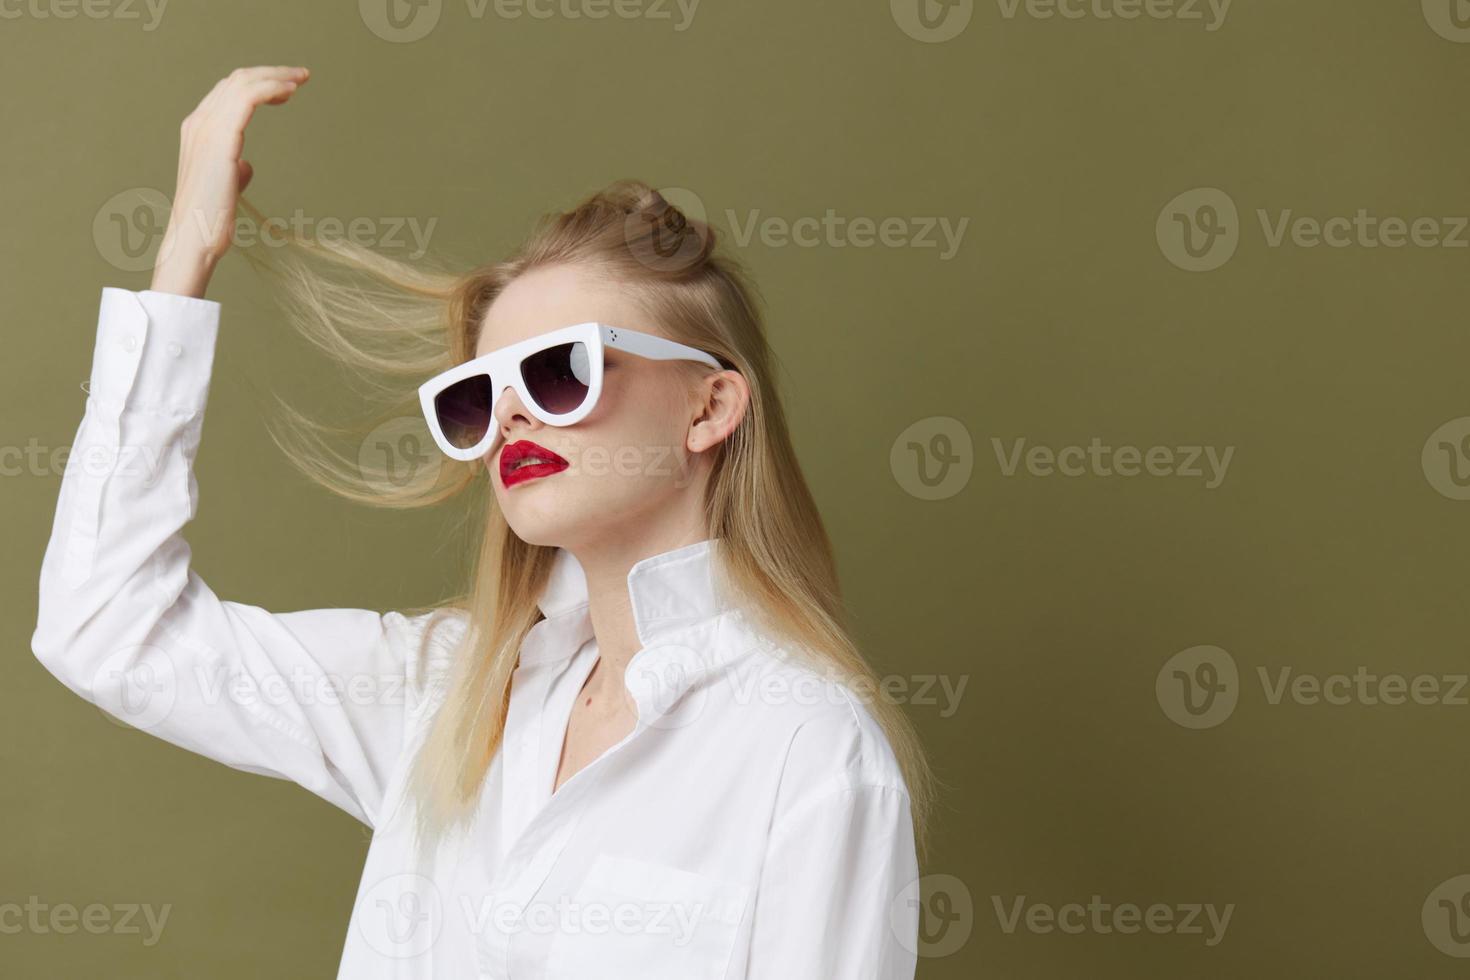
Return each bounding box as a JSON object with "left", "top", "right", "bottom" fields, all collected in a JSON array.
[
  {"left": 121, "top": 335, "right": 137, "bottom": 352},
  {"left": 166, "top": 342, "right": 183, "bottom": 358}
]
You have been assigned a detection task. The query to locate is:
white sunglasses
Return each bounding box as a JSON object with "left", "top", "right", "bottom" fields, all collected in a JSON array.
[{"left": 418, "top": 321, "right": 724, "bottom": 461}]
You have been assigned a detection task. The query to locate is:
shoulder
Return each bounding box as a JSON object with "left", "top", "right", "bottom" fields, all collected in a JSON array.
[
  {"left": 387, "top": 605, "right": 473, "bottom": 715},
  {"left": 721, "top": 616, "right": 912, "bottom": 803}
]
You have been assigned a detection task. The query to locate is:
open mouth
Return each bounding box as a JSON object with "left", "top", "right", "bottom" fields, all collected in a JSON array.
[{"left": 499, "top": 439, "right": 570, "bottom": 487}]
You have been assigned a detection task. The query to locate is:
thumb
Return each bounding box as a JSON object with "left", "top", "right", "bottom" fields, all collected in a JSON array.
[{"left": 237, "top": 158, "right": 255, "bottom": 192}]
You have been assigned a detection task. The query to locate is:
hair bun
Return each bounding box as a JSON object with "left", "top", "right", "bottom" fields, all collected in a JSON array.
[
  {"left": 622, "top": 187, "right": 711, "bottom": 274},
  {"left": 639, "top": 189, "right": 686, "bottom": 228}
]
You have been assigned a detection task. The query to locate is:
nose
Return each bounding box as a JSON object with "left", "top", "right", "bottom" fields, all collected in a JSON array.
[{"left": 491, "top": 385, "right": 542, "bottom": 447}]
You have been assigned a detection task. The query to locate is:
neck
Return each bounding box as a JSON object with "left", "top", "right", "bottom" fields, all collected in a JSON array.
[{"left": 571, "top": 518, "right": 712, "bottom": 681}]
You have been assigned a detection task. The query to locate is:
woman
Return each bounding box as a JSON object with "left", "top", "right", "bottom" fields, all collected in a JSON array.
[{"left": 32, "top": 65, "right": 937, "bottom": 979}]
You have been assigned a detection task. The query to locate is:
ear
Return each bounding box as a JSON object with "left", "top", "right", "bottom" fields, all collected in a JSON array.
[{"left": 687, "top": 369, "right": 750, "bottom": 454}]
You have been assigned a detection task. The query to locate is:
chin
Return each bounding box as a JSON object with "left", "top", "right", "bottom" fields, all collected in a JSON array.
[
  {"left": 498, "top": 492, "right": 592, "bottom": 550},
  {"left": 497, "top": 475, "right": 660, "bottom": 551}
]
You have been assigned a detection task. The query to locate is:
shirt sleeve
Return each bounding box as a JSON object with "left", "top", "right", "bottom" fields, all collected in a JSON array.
[
  {"left": 29, "top": 287, "right": 453, "bottom": 827},
  {"left": 743, "top": 710, "right": 921, "bottom": 980}
]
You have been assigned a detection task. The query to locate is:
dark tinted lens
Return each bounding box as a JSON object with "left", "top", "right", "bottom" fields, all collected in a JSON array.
[
  {"left": 434, "top": 374, "right": 494, "bottom": 450},
  {"left": 521, "top": 342, "right": 590, "bottom": 415}
]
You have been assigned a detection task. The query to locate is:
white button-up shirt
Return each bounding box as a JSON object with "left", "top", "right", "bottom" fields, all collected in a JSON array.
[{"left": 31, "top": 288, "right": 921, "bottom": 979}]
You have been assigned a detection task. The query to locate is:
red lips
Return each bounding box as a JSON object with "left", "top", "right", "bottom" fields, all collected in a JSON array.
[{"left": 499, "top": 439, "right": 570, "bottom": 487}]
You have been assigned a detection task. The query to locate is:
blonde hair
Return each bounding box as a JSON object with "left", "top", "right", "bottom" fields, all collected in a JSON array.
[{"left": 233, "top": 180, "right": 941, "bottom": 862}]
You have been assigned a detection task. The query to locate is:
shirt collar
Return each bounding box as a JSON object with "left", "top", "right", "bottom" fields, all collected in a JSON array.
[
  {"left": 527, "top": 537, "right": 736, "bottom": 663},
  {"left": 523, "top": 537, "right": 775, "bottom": 729}
]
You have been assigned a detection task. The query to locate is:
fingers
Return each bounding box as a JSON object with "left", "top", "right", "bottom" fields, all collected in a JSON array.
[
  {"left": 195, "top": 66, "right": 305, "bottom": 115},
  {"left": 219, "top": 77, "right": 305, "bottom": 132},
  {"left": 185, "top": 66, "right": 310, "bottom": 133},
  {"left": 236, "top": 65, "right": 310, "bottom": 83}
]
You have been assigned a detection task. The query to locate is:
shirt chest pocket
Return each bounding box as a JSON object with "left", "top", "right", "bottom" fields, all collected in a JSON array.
[{"left": 544, "top": 854, "right": 749, "bottom": 980}]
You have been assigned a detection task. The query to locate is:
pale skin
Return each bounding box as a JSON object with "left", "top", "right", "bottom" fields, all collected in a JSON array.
[{"left": 156, "top": 66, "right": 752, "bottom": 796}]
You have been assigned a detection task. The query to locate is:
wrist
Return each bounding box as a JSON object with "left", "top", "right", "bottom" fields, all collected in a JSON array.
[{"left": 151, "top": 234, "right": 219, "bottom": 299}]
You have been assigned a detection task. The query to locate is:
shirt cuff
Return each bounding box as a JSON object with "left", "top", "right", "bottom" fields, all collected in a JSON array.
[{"left": 88, "top": 287, "right": 221, "bottom": 416}]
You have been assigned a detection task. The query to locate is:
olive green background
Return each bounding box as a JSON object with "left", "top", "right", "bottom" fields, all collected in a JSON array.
[{"left": 5, "top": 0, "right": 1470, "bottom": 976}]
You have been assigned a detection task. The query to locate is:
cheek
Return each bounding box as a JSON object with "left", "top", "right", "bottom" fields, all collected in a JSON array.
[
  {"left": 587, "top": 374, "right": 688, "bottom": 453},
  {"left": 567, "top": 391, "right": 690, "bottom": 486}
]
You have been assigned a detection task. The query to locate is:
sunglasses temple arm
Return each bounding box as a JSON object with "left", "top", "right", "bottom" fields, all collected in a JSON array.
[{"left": 605, "top": 328, "right": 722, "bottom": 370}]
